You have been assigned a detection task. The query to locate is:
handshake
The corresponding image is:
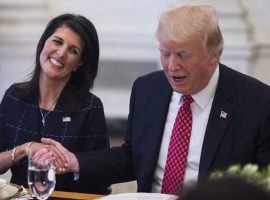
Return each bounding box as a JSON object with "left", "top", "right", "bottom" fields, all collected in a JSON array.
[{"left": 29, "top": 138, "right": 79, "bottom": 174}]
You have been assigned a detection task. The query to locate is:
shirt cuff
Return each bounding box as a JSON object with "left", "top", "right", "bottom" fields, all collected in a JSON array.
[{"left": 74, "top": 173, "right": 79, "bottom": 181}]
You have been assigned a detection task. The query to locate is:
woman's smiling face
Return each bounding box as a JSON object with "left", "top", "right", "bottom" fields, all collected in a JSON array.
[{"left": 39, "top": 25, "right": 84, "bottom": 82}]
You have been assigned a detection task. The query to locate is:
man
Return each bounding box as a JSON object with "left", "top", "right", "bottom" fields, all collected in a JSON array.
[{"left": 37, "top": 5, "right": 270, "bottom": 195}]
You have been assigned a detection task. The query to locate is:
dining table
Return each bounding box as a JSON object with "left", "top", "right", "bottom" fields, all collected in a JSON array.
[
  {"left": 27, "top": 189, "right": 104, "bottom": 200},
  {"left": 50, "top": 190, "right": 103, "bottom": 200}
]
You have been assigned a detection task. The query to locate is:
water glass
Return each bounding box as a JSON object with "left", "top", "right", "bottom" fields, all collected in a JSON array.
[{"left": 28, "top": 158, "right": 56, "bottom": 200}]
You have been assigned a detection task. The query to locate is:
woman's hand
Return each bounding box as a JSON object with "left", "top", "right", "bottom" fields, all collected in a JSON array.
[
  {"left": 40, "top": 138, "right": 80, "bottom": 174},
  {"left": 27, "top": 142, "right": 44, "bottom": 158}
]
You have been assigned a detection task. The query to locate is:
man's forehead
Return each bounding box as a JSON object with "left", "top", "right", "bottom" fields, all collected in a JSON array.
[{"left": 159, "top": 40, "right": 199, "bottom": 51}]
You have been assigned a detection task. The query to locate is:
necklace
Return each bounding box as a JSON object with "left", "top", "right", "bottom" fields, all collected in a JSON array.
[{"left": 40, "top": 108, "right": 51, "bottom": 127}]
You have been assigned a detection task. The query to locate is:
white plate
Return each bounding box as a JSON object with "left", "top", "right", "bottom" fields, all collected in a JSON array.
[{"left": 102, "top": 193, "right": 178, "bottom": 200}]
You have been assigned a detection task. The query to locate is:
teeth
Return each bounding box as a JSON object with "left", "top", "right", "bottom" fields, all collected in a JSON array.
[{"left": 49, "top": 57, "right": 63, "bottom": 68}]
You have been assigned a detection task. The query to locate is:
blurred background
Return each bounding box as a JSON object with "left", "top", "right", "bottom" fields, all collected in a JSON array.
[{"left": 0, "top": 0, "right": 270, "bottom": 194}]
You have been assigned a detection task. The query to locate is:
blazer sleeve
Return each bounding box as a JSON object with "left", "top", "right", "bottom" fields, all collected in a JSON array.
[
  {"left": 69, "top": 95, "right": 112, "bottom": 193},
  {"left": 0, "top": 91, "right": 7, "bottom": 152},
  {"left": 0, "top": 86, "right": 14, "bottom": 152},
  {"left": 75, "top": 82, "right": 138, "bottom": 185},
  {"left": 256, "top": 101, "right": 270, "bottom": 167}
]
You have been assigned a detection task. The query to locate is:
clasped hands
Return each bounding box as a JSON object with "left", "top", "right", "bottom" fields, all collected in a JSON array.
[{"left": 30, "top": 138, "right": 79, "bottom": 174}]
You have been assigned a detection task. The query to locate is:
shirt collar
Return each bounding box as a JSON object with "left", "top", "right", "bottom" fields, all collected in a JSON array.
[{"left": 192, "top": 65, "right": 219, "bottom": 109}]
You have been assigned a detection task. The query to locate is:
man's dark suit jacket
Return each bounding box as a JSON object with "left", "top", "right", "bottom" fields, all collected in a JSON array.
[{"left": 76, "top": 63, "right": 270, "bottom": 192}]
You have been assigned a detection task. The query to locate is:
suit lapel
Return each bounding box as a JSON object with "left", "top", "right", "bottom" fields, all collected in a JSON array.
[
  {"left": 149, "top": 80, "right": 172, "bottom": 159},
  {"left": 141, "top": 73, "right": 172, "bottom": 190},
  {"left": 199, "top": 64, "right": 236, "bottom": 180}
]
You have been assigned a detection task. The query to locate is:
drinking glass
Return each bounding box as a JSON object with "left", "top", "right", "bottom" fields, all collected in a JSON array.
[{"left": 28, "top": 158, "right": 56, "bottom": 200}]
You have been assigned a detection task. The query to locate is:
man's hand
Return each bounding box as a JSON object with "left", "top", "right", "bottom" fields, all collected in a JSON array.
[
  {"left": 38, "top": 138, "right": 80, "bottom": 174},
  {"left": 29, "top": 142, "right": 68, "bottom": 173}
]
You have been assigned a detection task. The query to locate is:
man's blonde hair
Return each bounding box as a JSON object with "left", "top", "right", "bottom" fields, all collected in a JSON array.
[{"left": 156, "top": 5, "right": 224, "bottom": 57}]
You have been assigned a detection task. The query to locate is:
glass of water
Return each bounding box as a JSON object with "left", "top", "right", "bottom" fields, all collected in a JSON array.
[{"left": 28, "top": 158, "right": 56, "bottom": 200}]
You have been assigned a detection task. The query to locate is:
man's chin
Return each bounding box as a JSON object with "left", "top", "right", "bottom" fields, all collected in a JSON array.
[{"left": 172, "top": 86, "right": 185, "bottom": 94}]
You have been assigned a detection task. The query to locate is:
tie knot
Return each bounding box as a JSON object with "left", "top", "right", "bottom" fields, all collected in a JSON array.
[{"left": 182, "top": 95, "right": 194, "bottom": 106}]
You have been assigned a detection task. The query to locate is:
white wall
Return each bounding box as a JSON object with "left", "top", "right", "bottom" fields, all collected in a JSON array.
[
  {"left": 0, "top": 0, "right": 269, "bottom": 116},
  {"left": 241, "top": 0, "right": 270, "bottom": 85}
]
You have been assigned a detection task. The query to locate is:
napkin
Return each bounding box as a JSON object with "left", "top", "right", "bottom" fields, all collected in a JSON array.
[
  {"left": 0, "top": 178, "right": 7, "bottom": 190},
  {"left": 0, "top": 178, "right": 20, "bottom": 199}
]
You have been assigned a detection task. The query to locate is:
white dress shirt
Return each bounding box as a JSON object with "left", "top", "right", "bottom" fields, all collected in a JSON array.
[{"left": 151, "top": 66, "right": 219, "bottom": 192}]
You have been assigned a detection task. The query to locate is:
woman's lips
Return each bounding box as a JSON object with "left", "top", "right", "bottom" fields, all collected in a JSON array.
[{"left": 49, "top": 57, "right": 64, "bottom": 68}]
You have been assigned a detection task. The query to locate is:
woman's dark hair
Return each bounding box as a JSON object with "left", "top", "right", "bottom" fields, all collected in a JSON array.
[{"left": 19, "top": 13, "right": 99, "bottom": 103}]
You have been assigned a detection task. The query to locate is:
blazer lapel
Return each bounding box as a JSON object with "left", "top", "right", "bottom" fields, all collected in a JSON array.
[
  {"left": 141, "top": 73, "right": 172, "bottom": 190},
  {"left": 149, "top": 80, "right": 172, "bottom": 161},
  {"left": 199, "top": 64, "right": 236, "bottom": 180}
]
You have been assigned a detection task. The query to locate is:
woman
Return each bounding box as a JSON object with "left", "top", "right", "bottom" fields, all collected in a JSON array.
[{"left": 0, "top": 14, "right": 110, "bottom": 194}]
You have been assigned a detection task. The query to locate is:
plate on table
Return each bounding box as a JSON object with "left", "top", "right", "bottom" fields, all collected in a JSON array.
[
  {"left": 101, "top": 192, "right": 178, "bottom": 200},
  {"left": 0, "top": 179, "right": 22, "bottom": 200}
]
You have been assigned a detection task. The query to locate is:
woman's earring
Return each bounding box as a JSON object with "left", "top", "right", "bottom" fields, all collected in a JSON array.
[
  {"left": 73, "top": 63, "right": 82, "bottom": 72},
  {"left": 73, "top": 68, "right": 77, "bottom": 72}
]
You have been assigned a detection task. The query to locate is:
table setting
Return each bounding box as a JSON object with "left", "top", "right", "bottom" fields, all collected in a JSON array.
[
  {"left": 1, "top": 178, "right": 178, "bottom": 200},
  {"left": 0, "top": 156, "right": 180, "bottom": 200},
  {"left": 0, "top": 178, "right": 32, "bottom": 199},
  {"left": 0, "top": 156, "right": 56, "bottom": 200}
]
